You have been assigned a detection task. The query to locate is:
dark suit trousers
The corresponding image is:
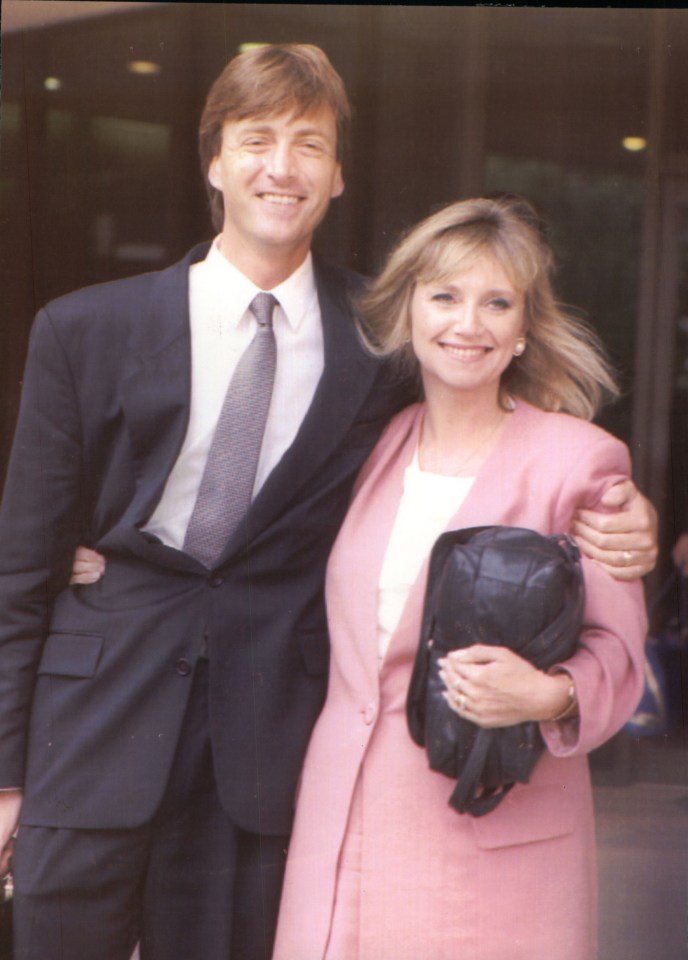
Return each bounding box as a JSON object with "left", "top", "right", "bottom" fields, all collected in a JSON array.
[{"left": 12, "top": 662, "right": 289, "bottom": 960}]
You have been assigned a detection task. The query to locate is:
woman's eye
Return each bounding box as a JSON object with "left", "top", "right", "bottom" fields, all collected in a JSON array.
[
  {"left": 431, "top": 292, "right": 455, "bottom": 304},
  {"left": 488, "top": 297, "right": 512, "bottom": 310}
]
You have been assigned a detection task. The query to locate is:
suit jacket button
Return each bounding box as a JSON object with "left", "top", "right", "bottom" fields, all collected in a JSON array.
[
  {"left": 364, "top": 702, "right": 376, "bottom": 725},
  {"left": 208, "top": 574, "right": 224, "bottom": 587},
  {"left": 176, "top": 658, "right": 192, "bottom": 676}
]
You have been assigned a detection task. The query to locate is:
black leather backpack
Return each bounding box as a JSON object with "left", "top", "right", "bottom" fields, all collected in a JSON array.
[{"left": 407, "top": 526, "right": 585, "bottom": 817}]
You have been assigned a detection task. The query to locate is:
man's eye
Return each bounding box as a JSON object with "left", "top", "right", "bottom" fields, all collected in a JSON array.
[{"left": 299, "top": 141, "right": 326, "bottom": 154}]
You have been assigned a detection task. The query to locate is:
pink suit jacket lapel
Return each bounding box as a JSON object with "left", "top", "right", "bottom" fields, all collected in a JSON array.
[{"left": 326, "top": 406, "right": 420, "bottom": 689}]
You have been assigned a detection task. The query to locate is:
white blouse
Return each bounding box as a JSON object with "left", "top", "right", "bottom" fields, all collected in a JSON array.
[{"left": 377, "top": 449, "right": 474, "bottom": 664}]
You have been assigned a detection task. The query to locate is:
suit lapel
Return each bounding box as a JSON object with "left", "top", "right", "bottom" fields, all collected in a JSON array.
[
  {"left": 335, "top": 407, "right": 422, "bottom": 683},
  {"left": 118, "top": 242, "right": 210, "bottom": 528}
]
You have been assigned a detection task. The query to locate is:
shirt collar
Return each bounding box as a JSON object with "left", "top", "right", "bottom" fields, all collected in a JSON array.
[{"left": 204, "top": 238, "right": 318, "bottom": 331}]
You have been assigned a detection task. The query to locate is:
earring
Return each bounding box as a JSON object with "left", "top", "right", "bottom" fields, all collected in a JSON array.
[{"left": 513, "top": 338, "right": 526, "bottom": 357}]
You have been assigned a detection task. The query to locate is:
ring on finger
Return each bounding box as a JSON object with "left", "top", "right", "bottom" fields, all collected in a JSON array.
[
  {"left": 454, "top": 691, "right": 468, "bottom": 711},
  {"left": 623, "top": 550, "right": 633, "bottom": 565}
]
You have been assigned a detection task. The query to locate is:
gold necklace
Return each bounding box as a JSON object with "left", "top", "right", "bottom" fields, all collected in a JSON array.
[{"left": 419, "top": 410, "right": 506, "bottom": 477}]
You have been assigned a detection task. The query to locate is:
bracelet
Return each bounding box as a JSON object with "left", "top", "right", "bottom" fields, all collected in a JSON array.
[{"left": 550, "top": 679, "right": 578, "bottom": 722}]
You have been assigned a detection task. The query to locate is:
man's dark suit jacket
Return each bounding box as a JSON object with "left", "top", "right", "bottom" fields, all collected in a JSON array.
[{"left": 0, "top": 243, "right": 411, "bottom": 837}]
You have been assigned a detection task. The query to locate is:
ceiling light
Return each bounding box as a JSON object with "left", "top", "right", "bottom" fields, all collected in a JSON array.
[
  {"left": 127, "top": 60, "right": 161, "bottom": 76},
  {"left": 622, "top": 136, "right": 647, "bottom": 153},
  {"left": 238, "top": 43, "right": 270, "bottom": 54},
  {"left": 44, "top": 77, "right": 62, "bottom": 91}
]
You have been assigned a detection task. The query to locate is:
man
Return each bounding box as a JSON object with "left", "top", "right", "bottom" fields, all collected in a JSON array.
[{"left": 0, "top": 43, "right": 655, "bottom": 960}]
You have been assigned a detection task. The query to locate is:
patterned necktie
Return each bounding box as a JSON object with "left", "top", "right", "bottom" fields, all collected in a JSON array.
[{"left": 183, "top": 292, "right": 278, "bottom": 567}]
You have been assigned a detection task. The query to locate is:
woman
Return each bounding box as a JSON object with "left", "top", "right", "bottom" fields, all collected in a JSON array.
[{"left": 271, "top": 197, "right": 647, "bottom": 960}]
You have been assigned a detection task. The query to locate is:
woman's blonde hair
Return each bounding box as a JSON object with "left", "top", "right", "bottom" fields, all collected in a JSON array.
[{"left": 358, "top": 196, "right": 619, "bottom": 420}]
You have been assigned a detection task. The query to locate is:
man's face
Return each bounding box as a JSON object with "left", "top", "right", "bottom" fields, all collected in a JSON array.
[{"left": 208, "top": 105, "right": 344, "bottom": 276}]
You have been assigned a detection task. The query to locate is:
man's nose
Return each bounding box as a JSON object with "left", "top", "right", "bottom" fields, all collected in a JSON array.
[{"left": 265, "top": 142, "right": 295, "bottom": 180}]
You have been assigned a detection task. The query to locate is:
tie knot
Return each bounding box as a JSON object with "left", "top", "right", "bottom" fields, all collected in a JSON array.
[{"left": 250, "top": 292, "right": 278, "bottom": 328}]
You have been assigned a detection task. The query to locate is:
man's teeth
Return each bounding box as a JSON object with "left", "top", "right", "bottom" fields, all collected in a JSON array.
[{"left": 261, "top": 193, "right": 300, "bottom": 204}]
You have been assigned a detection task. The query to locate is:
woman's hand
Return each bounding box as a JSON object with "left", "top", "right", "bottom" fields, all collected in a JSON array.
[
  {"left": 438, "top": 645, "right": 573, "bottom": 728},
  {"left": 69, "top": 546, "right": 106, "bottom": 585},
  {"left": 570, "top": 480, "right": 657, "bottom": 581}
]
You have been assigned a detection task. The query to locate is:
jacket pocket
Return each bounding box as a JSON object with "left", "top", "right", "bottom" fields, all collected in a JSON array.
[
  {"left": 471, "top": 783, "right": 576, "bottom": 849},
  {"left": 38, "top": 633, "right": 104, "bottom": 679}
]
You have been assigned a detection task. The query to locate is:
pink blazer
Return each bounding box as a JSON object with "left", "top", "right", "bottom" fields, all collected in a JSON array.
[{"left": 274, "top": 400, "right": 647, "bottom": 960}]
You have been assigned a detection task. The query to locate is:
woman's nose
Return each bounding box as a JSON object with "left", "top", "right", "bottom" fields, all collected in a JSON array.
[{"left": 451, "top": 303, "right": 482, "bottom": 334}]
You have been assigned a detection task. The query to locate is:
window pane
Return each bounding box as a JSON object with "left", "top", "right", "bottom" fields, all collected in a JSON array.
[{"left": 483, "top": 10, "right": 649, "bottom": 442}]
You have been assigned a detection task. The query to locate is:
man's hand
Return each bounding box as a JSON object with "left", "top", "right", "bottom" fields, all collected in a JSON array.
[
  {"left": 570, "top": 480, "right": 658, "bottom": 581},
  {"left": 70, "top": 546, "right": 106, "bottom": 585},
  {"left": 0, "top": 790, "right": 22, "bottom": 877}
]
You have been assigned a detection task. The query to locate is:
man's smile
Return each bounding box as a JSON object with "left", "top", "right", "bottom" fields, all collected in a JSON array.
[{"left": 258, "top": 192, "right": 303, "bottom": 205}]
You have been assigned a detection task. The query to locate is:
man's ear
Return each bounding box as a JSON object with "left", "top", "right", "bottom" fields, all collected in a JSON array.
[
  {"left": 208, "top": 158, "right": 222, "bottom": 192},
  {"left": 331, "top": 166, "right": 345, "bottom": 200}
]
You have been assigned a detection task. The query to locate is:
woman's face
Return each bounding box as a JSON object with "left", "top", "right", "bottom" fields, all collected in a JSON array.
[{"left": 410, "top": 255, "right": 526, "bottom": 405}]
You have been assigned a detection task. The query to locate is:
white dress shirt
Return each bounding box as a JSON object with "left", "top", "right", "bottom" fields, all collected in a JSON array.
[{"left": 145, "top": 240, "right": 325, "bottom": 549}]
